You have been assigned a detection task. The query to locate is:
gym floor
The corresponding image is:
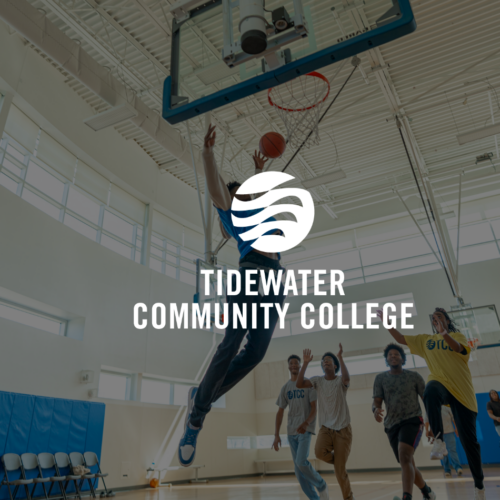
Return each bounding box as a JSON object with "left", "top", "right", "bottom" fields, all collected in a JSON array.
[{"left": 135, "top": 468, "right": 500, "bottom": 499}]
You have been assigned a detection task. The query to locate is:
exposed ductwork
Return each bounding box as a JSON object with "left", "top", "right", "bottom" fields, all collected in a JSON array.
[{"left": 0, "top": 0, "right": 205, "bottom": 177}]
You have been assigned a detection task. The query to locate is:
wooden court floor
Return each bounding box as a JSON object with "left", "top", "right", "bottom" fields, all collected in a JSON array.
[{"left": 122, "top": 468, "right": 500, "bottom": 499}]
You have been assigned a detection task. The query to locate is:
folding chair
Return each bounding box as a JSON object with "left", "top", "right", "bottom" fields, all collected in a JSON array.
[
  {"left": 69, "top": 453, "right": 96, "bottom": 498},
  {"left": 83, "top": 452, "right": 114, "bottom": 497},
  {"left": 54, "top": 453, "right": 83, "bottom": 500},
  {"left": 1, "top": 454, "right": 33, "bottom": 500},
  {"left": 37, "top": 453, "right": 68, "bottom": 500},
  {"left": 21, "top": 454, "right": 50, "bottom": 500}
]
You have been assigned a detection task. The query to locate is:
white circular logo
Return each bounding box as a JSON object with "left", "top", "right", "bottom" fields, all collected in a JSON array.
[{"left": 231, "top": 172, "right": 315, "bottom": 253}]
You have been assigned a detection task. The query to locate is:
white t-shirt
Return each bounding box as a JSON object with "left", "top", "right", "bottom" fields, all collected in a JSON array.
[{"left": 309, "top": 375, "right": 350, "bottom": 431}]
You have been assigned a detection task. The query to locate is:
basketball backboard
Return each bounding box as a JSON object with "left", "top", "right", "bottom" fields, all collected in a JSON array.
[
  {"left": 162, "top": 0, "right": 415, "bottom": 124},
  {"left": 429, "top": 305, "right": 500, "bottom": 350}
]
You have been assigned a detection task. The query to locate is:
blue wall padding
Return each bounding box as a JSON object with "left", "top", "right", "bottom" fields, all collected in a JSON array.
[
  {"left": 0, "top": 393, "right": 15, "bottom": 454},
  {"left": 0, "top": 391, "right": 105, "bottom": 500},
  {"left": 456, "top": 392, "right": 499, "bottom": 465}
]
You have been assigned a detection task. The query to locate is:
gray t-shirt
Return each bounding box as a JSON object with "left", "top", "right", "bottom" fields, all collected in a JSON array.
[
  {"left": 276, "top": 380, "right": 317, "bottom": 435},
  {"left": 373, "top": 369, "right": 425, "bottom": 429},
  {"left": 309, "top": 376, "right": 350, "bottom": 431}
]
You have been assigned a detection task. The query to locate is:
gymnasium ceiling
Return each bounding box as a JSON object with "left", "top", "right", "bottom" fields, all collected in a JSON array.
[{"left": 13, "top": 0, "right": 500, "bottom": 235}]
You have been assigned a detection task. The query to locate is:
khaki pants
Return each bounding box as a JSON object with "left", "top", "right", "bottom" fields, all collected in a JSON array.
[{"left": 315, "top": 424, "right": 353, "bottom": 500}]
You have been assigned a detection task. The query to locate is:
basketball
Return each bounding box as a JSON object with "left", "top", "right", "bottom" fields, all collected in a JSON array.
[
  {"left": 259, "top": 132, "right": 286, "bottom": 159},
  {"left": 149, "top": 478, "right": 159, "bottom": 488}
]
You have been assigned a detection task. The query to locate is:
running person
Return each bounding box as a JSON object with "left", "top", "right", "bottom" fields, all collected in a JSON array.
[
  {"left": 297, "top": 346, "right": 354, "bottom": 500},
  {"left": 178, "top": 125, "right": 286, "bottom": 467},
  {"left": 486, "top": 390, "right": 500, "bottom": 438},
  {"left": 377, "top": 307, "right": 485, "bottom": 500},
  {"left": 424, "top": 406, "right": 463, "bottom": 477},
  {"left": 274, "top": 355, "right": 329, "bottom": 500},
  {"left": 373, "top": 343, "right": 436, "bottom": 500}
]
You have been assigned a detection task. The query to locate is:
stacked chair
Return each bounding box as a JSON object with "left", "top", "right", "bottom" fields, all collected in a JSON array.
[{"left": 0, "top": 452, "right": 112, "bottom": 500}]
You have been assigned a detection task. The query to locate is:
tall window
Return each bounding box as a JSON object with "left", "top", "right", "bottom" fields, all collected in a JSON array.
[{"left": 0, "top": 130, "right": 144, "bottom": 262}]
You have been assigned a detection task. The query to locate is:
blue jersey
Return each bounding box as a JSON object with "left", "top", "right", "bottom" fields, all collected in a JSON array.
[{"left": 216, "top": 207, "right": 280, "bottom": 259}]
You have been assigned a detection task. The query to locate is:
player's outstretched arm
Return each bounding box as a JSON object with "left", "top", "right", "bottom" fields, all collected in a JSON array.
[
  {"left": 372, "top": 397, "right": 384, "bottom": 423},
  {"left": 376, "top": 309, "right": 407, "bottom": 345},
  {"left": 202, "top": 124, "right": 232, "bottom": 210},
  {"left": 297, "top": 400, "right": 317, "bottom": 434},
  {"left": 337, "top": 343, "right": 350, "bottom": 386},
  {"left": 273, "top": 408, "right": 284, "bottom": 451},
  {"left": 435, "top": 316, "right": 465, "bottom": 353},
  {"left": 296, "top": 349, "right": 314, "bottom": 389}
]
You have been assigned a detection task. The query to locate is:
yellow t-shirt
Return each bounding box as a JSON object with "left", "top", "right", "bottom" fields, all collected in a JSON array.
[{"left": 404, "top": 331, "right": 477, "bottom": 413}]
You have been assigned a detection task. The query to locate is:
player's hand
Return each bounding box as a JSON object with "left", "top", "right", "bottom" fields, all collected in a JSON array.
[
  {"left": 337, "top": 343, "right": 344, "bottom": 358},
  {"left": 204, "top": 124, "right": 216, "bottom": 150},
  {"left": 373, "top": 408, "right": 384, "bottom": 423},
  {"left": 426, "top": 428, "right": 435, "bottom": 443},
  {"left": 437, "top": 317, "right": 448, "bottom": 336},
  {"left": 376, "top": 309, "right": 384, "bottom": 324},
  {"left": 296, "top": 422, "right": 308, "bottom": 434},
  {"left": 303, "top": 349, "right": 313, "bottom": 364},
  {"left": 253, "top": 150, "right": 268, "bottom": 170},
  {"left": 272, "top": 435, "right": 281, "bottom": 451}
]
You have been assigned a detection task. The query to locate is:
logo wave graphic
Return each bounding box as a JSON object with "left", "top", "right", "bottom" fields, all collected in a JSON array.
[{"left": 231, "top": 172, "right": 314, "bottom": 253}]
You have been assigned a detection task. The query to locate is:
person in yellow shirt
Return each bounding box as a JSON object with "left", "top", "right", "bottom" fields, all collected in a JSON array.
[{"left": 377, "top": 307, "right": 485, "bottom": 500}]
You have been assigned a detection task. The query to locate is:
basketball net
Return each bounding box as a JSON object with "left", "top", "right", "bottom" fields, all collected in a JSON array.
[{"left": 268, "top": 71, "right": 330, "bottom": 149}]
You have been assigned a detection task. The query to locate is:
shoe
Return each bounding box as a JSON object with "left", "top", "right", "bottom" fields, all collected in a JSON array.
[
  {"left": 178, "top": 387, "right": 200, "bottom": 467},
  {"left": 457, "top": 468, "right": 463, "bottom": 476},
  {"left": 178, "top": 425, "right": 200, "bottom": 467},
  {"left": 318, "top": 484, "right": 330, "bottom": 500},
  {"left": 474, "top": 487, "right": 486, "bottom": 500},
  {"left": 444, "top": 472, "right": 451, "bottom": 477},
  {"left": 430, "top": 438, "right": 448, "bottom": 460},
  {"left": 428, "top": 492, "right": 436, "bottom": 500},
  {"left": 184, "top": 386, "right": 198, "bottom": 428}
]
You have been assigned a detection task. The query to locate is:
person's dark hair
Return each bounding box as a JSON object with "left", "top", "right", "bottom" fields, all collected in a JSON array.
[
  {"left": 321, "top": 352, "right": 340, "bottom": 374},
  {"left": 489, "top": 390, "right": 499, "bottom": 402},
  {"left": 434, "top": 307, "right": 459, "bottom": 332},
  {"left": 383, "top": 343, "right": 406, "bottom": 366},
  {"left": 226, "top": 181, "right": 241, "bottom": 193},
  {"left": 288, "top": 354, "right": 301, "bottom": 364}
]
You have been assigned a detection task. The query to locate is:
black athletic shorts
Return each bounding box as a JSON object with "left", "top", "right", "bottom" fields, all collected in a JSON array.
[{"left": 385, "top": 416, "right": 424, "bottom": 463}]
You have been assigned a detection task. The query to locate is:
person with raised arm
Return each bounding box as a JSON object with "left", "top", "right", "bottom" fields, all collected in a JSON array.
[
  {"left": 273, "top": 354, "right": 329, "bottom": 500},
  {"left": 296, "top": 346, "right": 355, "bottom": 500},
  {"left": 373, "top": 343, "right": 435, "bottom": 500},
  {"left": 178, "top": 124, "right": 285, "bottom": 468},
  {"left": 377, "top": 307, "right": 485, "bottom": 500}
]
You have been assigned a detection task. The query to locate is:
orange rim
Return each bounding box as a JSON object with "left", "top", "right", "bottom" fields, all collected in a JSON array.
[{"left": 268, "top": 71, "right": 331, "bottom": 112}]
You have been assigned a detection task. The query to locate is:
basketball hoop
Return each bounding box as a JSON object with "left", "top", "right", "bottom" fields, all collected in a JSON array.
[{"left": 268, "top": 71, "right": 330, "bottom": 149}]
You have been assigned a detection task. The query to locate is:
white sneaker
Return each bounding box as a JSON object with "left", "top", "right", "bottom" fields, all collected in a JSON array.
[
  {"left": 428, "top": 492, "right": 436, "bottom": 500},
  {"left": 445, "top": 472, "right": 451, "bottom": 477},
  {"left": 457, "top": 468, "right": 463, "bottom": 476},
  {"left": 318, "top": 484, "right": 330, "bottom": 500},
  {"left": 430, "top": 438, "right": 448, "bottom": 460},
  {"left": 474, "top": 487, "right": 486, "bottom": 500}
]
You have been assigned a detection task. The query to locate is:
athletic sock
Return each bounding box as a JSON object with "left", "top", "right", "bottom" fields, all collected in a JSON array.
[
  {"left": 420, "top": 483, "right": 432, "bottom": 499},
  {"left": 402, "top": 493, "right": 412, "bottom": 500}
]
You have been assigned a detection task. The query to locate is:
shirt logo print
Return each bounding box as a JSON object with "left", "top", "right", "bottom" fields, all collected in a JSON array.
[
  {"left": 288, "top": 389, "right": 305, "bottom": 399},
  {"left": 426, "top": 339, "right": 436, "bottom": 350}
]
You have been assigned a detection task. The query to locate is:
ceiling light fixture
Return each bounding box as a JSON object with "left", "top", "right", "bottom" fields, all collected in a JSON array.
[
  {"left": 84, "top": 103, "right": 138, "bottom": 132},
  {"left": 456, "top": 123, "right": 500, "bottom": 145},
  {"left": 301, "top": 169, "right": 346, "bottom": 189}
]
